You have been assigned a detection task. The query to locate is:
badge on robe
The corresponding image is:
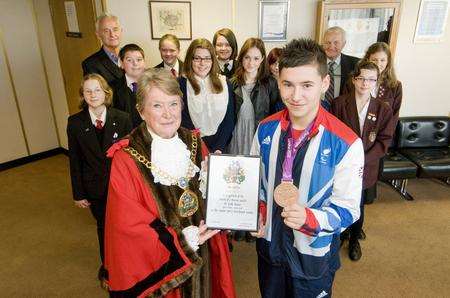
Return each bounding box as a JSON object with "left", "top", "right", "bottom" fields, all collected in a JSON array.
[
  {"left": 369, "top": 131, "right": 377, "bottom": 142},
  {"left": 367, "top": 112, "right": 377, "bottom": 122}
]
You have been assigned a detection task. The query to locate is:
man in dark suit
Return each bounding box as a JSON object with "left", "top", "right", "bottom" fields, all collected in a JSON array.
[
  {"left": 82, "top": 13, "right": 123, "bottom": 85},
  {"left": 112, "top": 44, "right": 146, "bottom": 128},
  {"left": 154, "top": 34, "right": 183, "bottom": 77},
  {"left": 322, "top": 26, "right": 359, "bottom": 106}
]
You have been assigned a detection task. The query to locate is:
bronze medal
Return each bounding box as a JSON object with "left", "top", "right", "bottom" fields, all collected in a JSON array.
[
  {"left": 178, "top": 189, "right": 199, "bottom": 217},
  {"left": 274, "top": 181, "right": 299, "bottom": 207}
]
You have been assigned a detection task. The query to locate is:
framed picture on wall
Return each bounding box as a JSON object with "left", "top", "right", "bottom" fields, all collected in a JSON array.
[
  {"left": 149, "top": 1, "right": 192, "bottom": 40},
  {"left": 259, "top": 1, "right": 290, "bottom": 41}
]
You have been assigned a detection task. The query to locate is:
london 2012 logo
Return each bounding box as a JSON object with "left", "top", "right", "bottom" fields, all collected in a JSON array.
[{"left": 223, "top": 160, "right": 246, "bottom": 184}]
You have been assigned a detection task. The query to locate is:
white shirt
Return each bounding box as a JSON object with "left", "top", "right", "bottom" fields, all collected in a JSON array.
[
  {"left": 88, "top": 107, "right": 107, "bottom": 127},
  {"left": 187, "top": 74, "right": 229, "bottom": 137},
  {"left": 218, "top": 59, "right": 233, "bottom": 72},
  {"left": 164, "top": 59, "right": 179, "bottom": 75},
  {"left": 327, "top": 55, "right": 342, "bottom": 98},
  {"left": 357, "top": 99, "right": 370, "bottom": 135},
  {"left": 125, "top": 74, "right": 137, "bottom": 91}
]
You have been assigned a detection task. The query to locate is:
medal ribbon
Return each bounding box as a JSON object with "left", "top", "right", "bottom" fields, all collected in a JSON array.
[{"left": 281, "top": 121, "right": 314, "bottom": 182}]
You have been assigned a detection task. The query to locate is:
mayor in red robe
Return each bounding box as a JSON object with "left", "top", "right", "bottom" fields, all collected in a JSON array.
[{"left": 104, "top": 68, "right": 236, "bottom": 298}]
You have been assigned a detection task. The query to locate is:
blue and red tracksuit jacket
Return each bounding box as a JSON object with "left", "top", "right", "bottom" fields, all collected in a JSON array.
[{"left": 251, "top": 107, "right": 364, "bottom": 279}]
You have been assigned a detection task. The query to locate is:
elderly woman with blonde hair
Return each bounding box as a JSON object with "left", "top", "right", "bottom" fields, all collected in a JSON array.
[{"left": 104, "top": 68, "right": 236, "bottom": 298}]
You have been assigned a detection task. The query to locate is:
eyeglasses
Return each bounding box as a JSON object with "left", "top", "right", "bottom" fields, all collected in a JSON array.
[
  {"left": 354, "top": 77, "right": 377, "bottom": 83},
  {"left": 193, "top": 56, "right": 212, "bottom": 63}
]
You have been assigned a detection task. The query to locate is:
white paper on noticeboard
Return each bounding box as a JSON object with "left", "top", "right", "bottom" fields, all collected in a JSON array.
[{"left": 64, "top": 1, "right": 80, "bottom": 33}]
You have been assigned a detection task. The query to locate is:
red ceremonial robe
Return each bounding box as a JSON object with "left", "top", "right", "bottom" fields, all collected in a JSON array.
[{"left": 104, "top": 125, "right": 236, "bottom": 298}]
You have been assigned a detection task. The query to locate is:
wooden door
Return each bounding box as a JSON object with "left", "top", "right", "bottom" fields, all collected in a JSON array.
[{"left": 49, "top": 0, "right": 101, "bottom": 115}]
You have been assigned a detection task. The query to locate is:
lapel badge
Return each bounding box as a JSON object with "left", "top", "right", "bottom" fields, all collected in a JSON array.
[
  {"left": 368, "top": 113, "right": 377, "bottom": 121},
  {"left": 113, "top": 132, "right": 118, "bottom": 139},
  {"left": 369, "top": 131, "right": 377, "bottom": 142},
  {"left": 85, "top": 128, "right": 90, "bottom": 132}
]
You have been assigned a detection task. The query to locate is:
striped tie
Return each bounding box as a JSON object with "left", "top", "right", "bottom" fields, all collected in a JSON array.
[{"left": 325, "top": 61, "right": 336, "bottom": 103}]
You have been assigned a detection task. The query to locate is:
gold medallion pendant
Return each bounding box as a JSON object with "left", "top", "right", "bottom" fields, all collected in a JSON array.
[
  {"left": 178, "top": 189, "right": 199, "bottom": 217},
  {"left": 274, "top": 181, "right": 299, "bottom": 208}
]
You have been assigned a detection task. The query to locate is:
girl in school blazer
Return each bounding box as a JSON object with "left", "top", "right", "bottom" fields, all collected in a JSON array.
[
  {"left": 67, "top": 74, "right": 132, "bottom": 286},
  {"left": 331, "top": 61, "right": 394, "bottom": 262}
]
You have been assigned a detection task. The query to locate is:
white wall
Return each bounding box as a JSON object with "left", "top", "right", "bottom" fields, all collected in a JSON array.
[{"left": 106, "top": 0, "right": 450, "bottom": 117}]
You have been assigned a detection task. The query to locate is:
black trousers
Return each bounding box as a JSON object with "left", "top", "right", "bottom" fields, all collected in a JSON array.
[
  {"left": 258, "top": 255, "right": 335, "bottom": 298},
  {"left": 89, "top": 198, "right": 107, "bottom": 264},
  {"left": 349, "top": 185, "right": 376, "bottom": 243}
]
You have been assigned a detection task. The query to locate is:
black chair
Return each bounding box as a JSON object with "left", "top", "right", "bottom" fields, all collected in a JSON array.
[
  {"left": 380, "top": 124, "right": 418, "bottom": 200},
  {"left": 398, "top": 117, "right": 450, "bottom": 183}
]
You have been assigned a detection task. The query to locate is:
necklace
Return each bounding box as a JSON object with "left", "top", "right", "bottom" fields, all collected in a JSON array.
[{"left": 123, "top": 133, "right": 199, "bottom": 217}]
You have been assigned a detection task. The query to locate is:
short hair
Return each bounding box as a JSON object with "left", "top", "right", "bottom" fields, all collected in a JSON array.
[
  {"left": 78, "top": 74, "right": 113, "bottom": 109},
  {"left": 159, "top": 34, "right": 180, "bottom": 50},
  {"left": 119, "top": 43, "right": 145, "bottom": 61},
  {"left": 183, "top": 38, "right": 223, "bottom": 95},
  {"left": 279, "top": 38, "right": 328, "bottom": 78},
  {"left": 136, "top": 68, "right": 183, "bottom": 112},
  {"left": 352, "top": 60, "right": 380, "bottom": 79},
  {"left": 362, "top": 42, "right": 398, "bottom": 88},
  {"left": 233, "top": 38, "right": 269, "bottom": 86},
  {"left": 213, "top": 28, "right": 238, "bottom": 60},
  {"left": 324, "top": 26, "right": 346, "bottom": 42},
  {"left": 267, "top": 47, "right": 282, "bottom": 66},
  {"left": 95, "top": 13, "right": 120, "bottom": 31}
]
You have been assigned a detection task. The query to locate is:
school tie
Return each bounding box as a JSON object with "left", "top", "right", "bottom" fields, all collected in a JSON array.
[
  {"left": 223, "top": 62, "right": 230, "bottom": 77},
  {"left": 131, "top": 82, "right": 137, "bottom": 93},
  {"left": 325, "top": 61, "right": 336, "bottom": 103},
  {"left": 171, "top": 68, "right": 177, "bottom": 77},
  {"left": 95, "top": 119, "right": 103, "bottom": 130}
]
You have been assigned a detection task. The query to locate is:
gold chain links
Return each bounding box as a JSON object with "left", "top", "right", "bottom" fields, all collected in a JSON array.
[{"left": 123, "top": 133, "right": 198, "bottom": 185}]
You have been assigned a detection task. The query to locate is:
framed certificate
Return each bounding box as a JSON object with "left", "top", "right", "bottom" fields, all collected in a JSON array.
[{"left": 205, "top": 154, "right": 261, "bottom": 231}]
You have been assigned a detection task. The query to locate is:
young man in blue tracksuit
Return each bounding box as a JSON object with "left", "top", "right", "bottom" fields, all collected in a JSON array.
[{"left": 250, "top": 38, "right": 365, "bottom": 297}]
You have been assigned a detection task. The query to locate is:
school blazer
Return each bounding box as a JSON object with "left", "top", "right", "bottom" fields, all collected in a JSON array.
[
  {"left": 154, "top": 59, "right": 184, "bottom": 77},
  {"left": 331, "top": 93, "right": 394, "bottom": 188},
  {"left": 82, "top": 47, "right": 123, "bottom": 85},
  {"left": 67, "top": 108, "right": 132, "bottom": 201},
  {"left": 112, "top": 75, "right": 143, "bottom": 129}
]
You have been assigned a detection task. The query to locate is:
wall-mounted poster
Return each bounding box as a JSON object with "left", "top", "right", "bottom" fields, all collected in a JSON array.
[
  {"left": 259, "top": 1, "right": 290, "bottom": 41},
  {"left": 414, "top": 0, "right": 449, "bottom": 43},
  {"left": 149, "top": 1, "right": 192, "bottom": 40}
]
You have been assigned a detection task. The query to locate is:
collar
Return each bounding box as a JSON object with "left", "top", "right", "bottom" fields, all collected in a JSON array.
[
  {"left": 88, "top": 106, "right": 107, "bottom": 126},
  {"left": 103, "top": 47, "right": 119, "bottom": 66},
  {"left": 279, "top": 106, "right": 324, "bottom": 139},
  {"left": 218, "top": 59, "right": 233, "bottom": 71},
  {"left": 164, "top": 59, "right": 179, "bottom": 71},
  {"left": 194, "top": 74, "right": 210, "bottom": 86},
  {"left": 125, "top": 74, "right": 136, "bottom": 90},
  {"left": 327, "top": 54, "right": 341, "bottom": 66}
]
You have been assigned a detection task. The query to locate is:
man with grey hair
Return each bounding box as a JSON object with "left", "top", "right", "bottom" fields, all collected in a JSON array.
[
  {"left": 322, "top": 26, "right": 359, "bottom": 107},
  {"left": 82, "top": 13, "right": 123, "bottom": 85}
]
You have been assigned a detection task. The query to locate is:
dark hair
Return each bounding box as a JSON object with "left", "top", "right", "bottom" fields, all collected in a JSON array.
[
  {"left": 232, "top": 38, "right": 269, "bottom": 86},
  {"left": 119, "top": 43, "right": 145, "bottom": 61},
  {"left": 159, "top": 34, "right": 180, "bottom": 50},
  {"left": 267, "top": 47, "right": 282, "bottom": 66},
  {"left": 279, "top": 38, "right": 328, "bottom": 78},
  {"left": 352, "top": 60, "right": 380, "bottom": 79},
  {"left": 363, "top": 42, "right": 398, "bottom": 88},
  {"left": 78, "top": 74, "right": 113, "bottom": 109},
  {"left": 212, "top": 28, "right": 238, "bottom": 60},
  {"left": 183, "top": 38, "right": 223, "bottom": 95}
]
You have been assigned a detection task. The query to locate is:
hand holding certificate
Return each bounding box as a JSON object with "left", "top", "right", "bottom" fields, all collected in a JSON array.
[{"left": 205, "top": 154, "right": 261, "bottom": 231}]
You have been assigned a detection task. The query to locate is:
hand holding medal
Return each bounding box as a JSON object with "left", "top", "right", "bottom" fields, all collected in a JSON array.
[{"left": 281, "top": 204, "right": 307, "bottom": 230}]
